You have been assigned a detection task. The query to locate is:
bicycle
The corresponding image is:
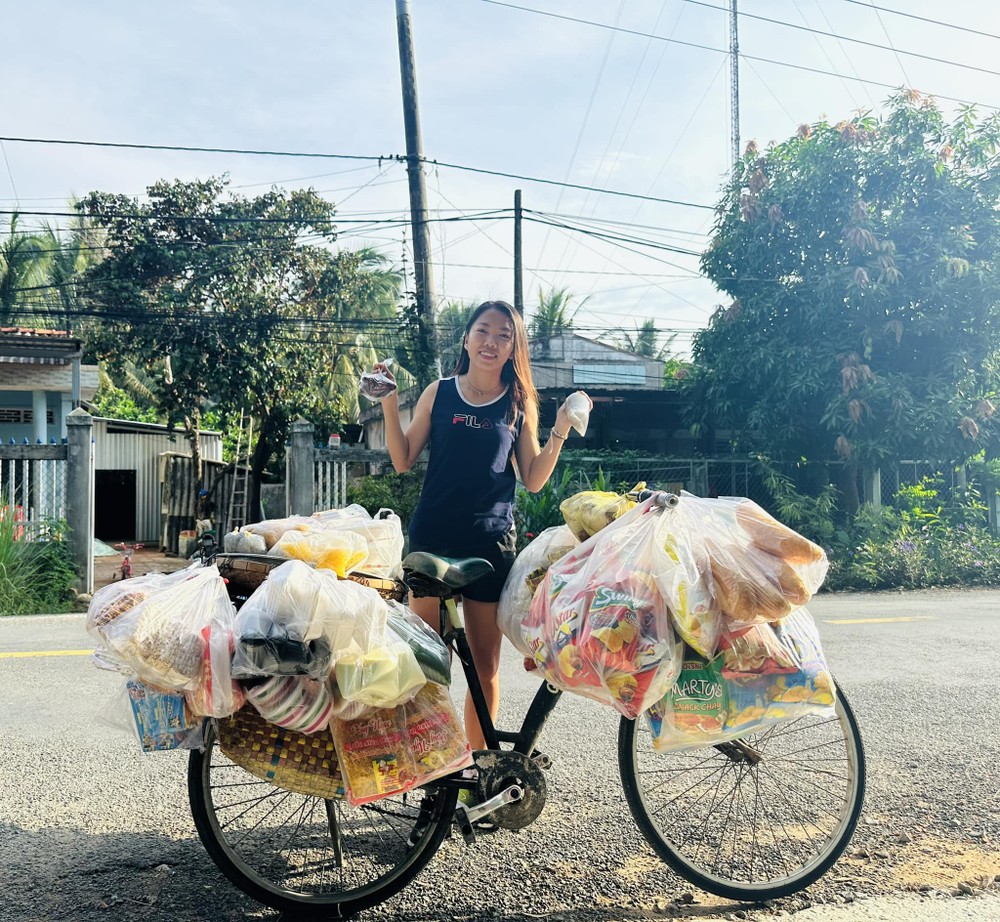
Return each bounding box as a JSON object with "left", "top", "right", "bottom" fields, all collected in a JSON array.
[
  {"left": 112, "top": 542, "right": 143, "bottom": 580},
  {"left": 188, "top": 494, "right": 866, "bottom": 917}
]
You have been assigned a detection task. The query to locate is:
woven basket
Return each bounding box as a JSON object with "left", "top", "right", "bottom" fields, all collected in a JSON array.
[
  {"left": 217, "top": 705, "right": 346, "bottom": 800},
  {"left": 346, "top": 570, "right": 408, "bottom": 602}
]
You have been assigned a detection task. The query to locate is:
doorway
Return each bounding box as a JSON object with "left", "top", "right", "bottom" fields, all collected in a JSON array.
[{"left": 95, "top": 469, "right": 137, "bottom": 540}]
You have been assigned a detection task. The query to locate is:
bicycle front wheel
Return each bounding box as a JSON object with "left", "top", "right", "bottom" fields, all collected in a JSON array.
[
  {"left": 188, "top": 726, "right": 457, "bottom": 917},
  {"left": 618, "top": 683, "right": 865, "bottom": 902}
]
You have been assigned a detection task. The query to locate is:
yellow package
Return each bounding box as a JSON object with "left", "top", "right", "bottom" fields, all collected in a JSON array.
[
  {"left": 270, "top": 529, "right": 368, "bottom": 577},
  {"left": 560, "top": 490, "right": 635, "bottom": 542}
]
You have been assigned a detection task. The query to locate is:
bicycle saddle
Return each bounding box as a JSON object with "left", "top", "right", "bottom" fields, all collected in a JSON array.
[{"left": 402, "top": 552, "right": 494, "bottom": 591}]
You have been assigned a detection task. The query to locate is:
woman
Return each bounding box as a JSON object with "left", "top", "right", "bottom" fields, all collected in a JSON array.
[{"left": 373, "top": 299, "right": 588, "bottom": 748}]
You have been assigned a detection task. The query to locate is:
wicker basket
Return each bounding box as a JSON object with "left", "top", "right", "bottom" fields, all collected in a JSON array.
[
  {"left": 216, "top": 705, "right": 346, "bottom": 800},
  {"left": 346, "top": 570, "right": 408, "bottom": 602}
]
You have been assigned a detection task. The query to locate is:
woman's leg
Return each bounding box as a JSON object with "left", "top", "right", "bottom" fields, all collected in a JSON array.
[
  {"left": 407, "top": 592, "right": 441, "bottom": 635},
  {"left": 460, "top": 598, "right": 503, "bottom": 749}
]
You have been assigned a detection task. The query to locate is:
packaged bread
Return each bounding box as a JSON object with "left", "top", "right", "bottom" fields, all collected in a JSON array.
[
  {"left": 734, "top": 500, "right": 825, "bottom": 564},
  {"left": 560, "top": 490, "right": 636, "bottom": 542}
]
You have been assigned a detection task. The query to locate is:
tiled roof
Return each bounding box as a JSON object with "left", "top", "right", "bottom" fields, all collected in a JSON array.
[{"left": 0, "top": 327, "right": 72, "bottom": 338}]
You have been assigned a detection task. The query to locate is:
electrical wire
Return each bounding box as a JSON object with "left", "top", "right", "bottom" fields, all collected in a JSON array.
[{"left": 830, "top": 0, "right": 1000, "bottom": 42}]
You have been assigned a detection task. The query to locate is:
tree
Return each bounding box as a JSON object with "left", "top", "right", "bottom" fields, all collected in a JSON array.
[
  {"left": 79, "top": 177, "right": 403, "bottom": 517},
  {"left": 528, "top": 286, "right": 584, "bottom": 341},
  {"left": 0, "top": 215, "right": 51, "bottom": 320},
  {"left": 689, "top": 93, "right": 1000, "bottom": 509},
  {"left": 616, "top": 318, "right": 676, "bottom": 361}
]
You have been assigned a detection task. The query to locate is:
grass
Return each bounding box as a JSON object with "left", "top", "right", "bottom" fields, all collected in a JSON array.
[{"left": 0, "top": 515, "right": 78, "bottom": 615}]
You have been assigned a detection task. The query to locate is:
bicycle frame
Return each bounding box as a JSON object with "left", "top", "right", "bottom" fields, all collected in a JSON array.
[{"left": 437, "top": 594, "right": 562, "bottom": 760}]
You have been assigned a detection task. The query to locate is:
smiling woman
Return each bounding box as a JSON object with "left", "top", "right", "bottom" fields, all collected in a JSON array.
[{"left": 371, "top": 299, "right": 590, "bottom": 748}]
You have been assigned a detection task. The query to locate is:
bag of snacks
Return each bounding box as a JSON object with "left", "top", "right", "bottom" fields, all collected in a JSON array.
[
  {"left": 89, "top": 565, "right": 235, "bottom": 694},
  {"left": 101, "top": 678, "right": 205, "bottom": 752},
  {"left": 559, "top": 490, "right": 636, "bottom": 542},
  {"left": 269, "top": 528, "right": 369, "bottom": 578},
  {"left": 311, "top": 506, "right": 405, "bottom": 578},
  {"left": 497, "top": 525, "right": 579, "bottom": 656},
  {"left": 332, "top": 682, "right": 472, "bottom": 806},
  {"left": 522, "top": 497, "right": 685, "bottom": 718}
]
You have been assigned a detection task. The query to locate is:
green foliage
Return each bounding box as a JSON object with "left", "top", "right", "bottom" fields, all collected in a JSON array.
[
  {"left": 689, "top": 93, "right": 1000, "bottom": 471},
  {"left": 0, "top": 518, "right": 77, "bottom": 615},
  {"left": 514, "top": 467, "right": 577, "bottom": 542},
  {"left": 346, "top": 470, "right": 425, "bottom": 529},
  {"left": 90, "top": 385, "right": 160, "bottom": 423},
  {"left": 528, "top": 287, "right": 584, "bottom": 341},
  {"left": 761, "top": 462, "right": 844, "bottom": 548}
]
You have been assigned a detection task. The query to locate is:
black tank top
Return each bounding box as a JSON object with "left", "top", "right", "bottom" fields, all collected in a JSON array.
[{"left": 408, "top": 377, "right": 522, "bottom": 548}]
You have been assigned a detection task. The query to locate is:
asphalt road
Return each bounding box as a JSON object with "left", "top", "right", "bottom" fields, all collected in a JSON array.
[{"left": 2, "top": 589, "right": 999, "bottom": 922}]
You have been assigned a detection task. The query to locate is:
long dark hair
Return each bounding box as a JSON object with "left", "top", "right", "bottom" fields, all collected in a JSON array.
[{"left": 452, "top": 300, "right": 538, "bottom": 430}]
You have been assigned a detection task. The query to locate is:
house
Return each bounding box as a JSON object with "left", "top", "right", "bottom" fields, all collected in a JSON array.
[
  {"left": 361, "top": 332, "right": 696, "bottom": 454},
  {"left": 0, "top": 328, "right": 98, "bottom": 442}
]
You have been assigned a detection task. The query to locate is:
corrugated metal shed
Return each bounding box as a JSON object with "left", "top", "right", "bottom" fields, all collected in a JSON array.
[{"left": 93, "top": 417, "right": 223, "bottom": 543}]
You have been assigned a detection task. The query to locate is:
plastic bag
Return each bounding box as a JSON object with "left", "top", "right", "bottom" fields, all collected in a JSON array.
[
  {"left": 564, "top": 390, "right": 591, "bottom": 436},
  {"left": 385, "top": 601, "right": 451, "bottom": 685},
  {"left": 646, "top": 609, "right": 836, "bottom": 752},
  {"left": 332, "top": 682, "right": 472, "bottom": 806},
  {"left": 185, "top": 623, "right": 247, "bottom": 718},
  {"left": 359, "top": 363, "right": 398, "bottom": 400},
  {"left": 100, "top": 678, "right": 205, "bottom": 752},
  {"left": 269, "top": 528, "right": 369, "bottom": 577},
  {"left": 223, "top": 529, "right": 267, "bottom": 554},
  {"left": 334, "top": 634, "right": 426, "bottom": 709},
  {"left": 245, "top": 675, "right": 334, "bottom": 735},
  {"left": 560, "top": 490, "right": 635, "bottom": 542},
  {"left": 239, "top": 516, "right": 314, "bottom": 550},
  {"left": 231, "top": 559, "right": 386, "bottom": 679},
  {"left": 311, "top": 506, "right": 404, "bottom": 578},
  {"left": 90, "top": 565, "right": 235, "bottom": 693},
  {"left": 521, "top": 497, "right": 685, "bottom": 718},
  {"left": 661, "top": 494, "right": 827, "bottom": 633},
  {"left": 497, "top": 525, "right": 579, "bottom": 656}
]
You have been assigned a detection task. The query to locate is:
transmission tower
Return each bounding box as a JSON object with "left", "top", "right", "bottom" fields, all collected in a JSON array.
[{"left": 729, "top": 0, "right": 740, "bottom": 171}]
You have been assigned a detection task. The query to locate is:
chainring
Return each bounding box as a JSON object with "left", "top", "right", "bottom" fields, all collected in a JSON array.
[{"left": 472, "top": 750, "right": 547, "bottom": 830}]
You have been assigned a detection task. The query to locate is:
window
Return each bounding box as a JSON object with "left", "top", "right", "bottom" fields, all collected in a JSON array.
[
  {"left": 572, "top": 363, "right": 646, "bottom": 386},
  {"left": 0, "top": 408, "right": 55, "bottom": 424}
]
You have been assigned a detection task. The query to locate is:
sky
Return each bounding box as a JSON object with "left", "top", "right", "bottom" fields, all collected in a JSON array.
[{"left": 2, "top": 0, "right": 999, "bottom": 357}]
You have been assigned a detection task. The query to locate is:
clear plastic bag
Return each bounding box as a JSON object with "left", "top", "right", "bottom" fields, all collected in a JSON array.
[
  {"left": 564, "top": 390, "right": 591, "bottom": 436},
  {"left": 497, "top": 525, "right": 579, "bottom": 656},
  {"left": 661, "top": 494, "right": 828, "bottom": 634},
  {"left": 269, "top": 528, "right": 369, "bottom": 577},
  {"left": 311, "top": 506, "right": 404, "bottom": 578},
  {"left": 223, "top": 529, "right": 267, "bottom": 554},
  {"left": 239, "top": 516, "right": 314, "bottom": 550},
  {"left": 231, "top": 560, "right": 385, "bottom": 679},
  {"left": 90, "top": 565, "right": 235, "bottom": 693},
  {"left": 333, "top": 633, "right": 426, "bottom": 709},
  {"left": 332, "top": 682, "right": 472, "bottom": 806},
  {"left": 521, "top": 498, "right": 686, "bottom": 718},
  {"left": 560, "top": 491, "right": 635, "bottom": 542},
  {"left": 184, "top": 622, "right": 247, "bottom": 718},
  {"left": 359, "top": 364, "right": 398, "bottom": 400},
  {"left": 646, "top": 609, "right": 836, "bottom": 752},
  {"left": 100, "top": 677, "right": 205, "bottom": 752},
  {"left": 385, "top": 601, "right": 451, "bottom": 686}
]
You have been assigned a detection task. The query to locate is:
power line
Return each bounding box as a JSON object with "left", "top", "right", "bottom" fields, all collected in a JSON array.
[
  {"left": 831, "top": 0, "right": 1000, "bottom": 43},
  {"left": 477, "top": 0, "right": 1000, "bottom": 112},
  {"left": 0, "top": 135, "right": 714, "bottom": 210}
]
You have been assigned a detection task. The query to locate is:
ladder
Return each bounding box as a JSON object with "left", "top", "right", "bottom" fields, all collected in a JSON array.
[{"left": 226, "top": 411, "right": 253, "bottom": 533}]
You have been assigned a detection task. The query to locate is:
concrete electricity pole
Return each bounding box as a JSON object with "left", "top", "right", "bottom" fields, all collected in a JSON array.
[
  {"left": 395, "top": 0, "right": 437, "bottom": 384},
  {"left": 729, "top": 0, "right": 741, "bottom": 171},
  {"left": 513, "top": 189, "right": 524, "bottom": 315}
]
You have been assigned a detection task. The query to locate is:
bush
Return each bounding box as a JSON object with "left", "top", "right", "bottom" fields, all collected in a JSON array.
[
  {"left": 346, "top": 469, "right": 425, "bottom": 528},
  {"left": 0, "top": 517, "right": 77, "bottom": 615}
]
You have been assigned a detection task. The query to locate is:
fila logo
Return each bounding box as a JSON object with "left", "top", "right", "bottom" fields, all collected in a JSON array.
[{"left": 452, "top": 414, "right": 494, "bottom": 429}]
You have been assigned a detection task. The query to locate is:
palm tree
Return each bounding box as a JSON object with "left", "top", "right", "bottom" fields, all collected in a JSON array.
[
  {"left": 0, "top": 215, "right": 52, "bottom": 322},
  {"left": 528, "top": 286, "right": 585, "bottom": 341},
  {"left": 40, "top": 208, "right": 106, "bottom": 332},
  {"left": 618, "top": 318, "right": 676, "bottom": 360}
]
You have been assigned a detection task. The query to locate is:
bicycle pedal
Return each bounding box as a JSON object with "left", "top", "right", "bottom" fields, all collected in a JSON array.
[
  {"left": 530, "top": 749, "right": 552, "bottom": 771},
  {"left": 454, "top": 804, "right": 477, "bottom": 845}
]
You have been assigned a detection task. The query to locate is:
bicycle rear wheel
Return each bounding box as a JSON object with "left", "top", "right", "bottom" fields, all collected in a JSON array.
[
  {"left": 618, "top": 683, "right": 865, "bottom": 902},
  {"left": 188, "top": 725, "right": 457, "bottom": 917}
]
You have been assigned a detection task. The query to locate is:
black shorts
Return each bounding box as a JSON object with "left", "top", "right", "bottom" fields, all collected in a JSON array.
[{"left": 407, "top": 530, "right": 517, "bottom": 603}]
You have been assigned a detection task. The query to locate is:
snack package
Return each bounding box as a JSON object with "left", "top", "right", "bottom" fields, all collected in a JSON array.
[
  {"left": 385, "top": 601, "right": 451, "bottom": 685},
  {"left": 359, "top": 361, "right": 398, "bottom": 400},
  {"left": 564, "top": 390, "right": 591, "bottom": 436},
  {"left": 245, "top": 675, "right": 334, "bottom": 735},
  {"left": 90, "top": 565, "right": 235, "bottom": 693},
  {"left": 332, "top": 682, "right": 472, "bottom": 806},
  {"left": 231, "top": 560, "right": 386, "bottom": 679},
  {"left": 521, "top": 497, "right": 686, "bottom": 718},
  {"left": 311, "top": 506, "right": 405, "bottom": 578},
  {"left": 560, "top": 491, "right": 635, "bottom": 542},
  {"left": 717, "top": 621, "right": 799, "bottom": 679},
  {"left": 657, "top": 493, "right": 828, "bottom": 637},
  {"left": 101, "top": 678, "right": 204, "bottom": 752},
  {"left": 185, "top": 622, "right": 247, "bottom": 718},
  {"left": 646, "top": 608, "right": 836, "bottom": 752},
  {"left": 497, "top": 525, "right": 579, "bottom": 656},
  {"left": 269, "top": 528, "right": 369, "bottom": 578}
]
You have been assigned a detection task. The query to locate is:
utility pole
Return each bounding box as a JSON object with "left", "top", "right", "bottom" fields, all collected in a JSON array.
[
  {"left": 395, "top": 0, "right": 437, "bottom": 384},
  {"left": 729, "top": 0, "right": 741, "bottom": 171},
  {"left": 513, "top": 189, "right": 524, "bottom": 315}
]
